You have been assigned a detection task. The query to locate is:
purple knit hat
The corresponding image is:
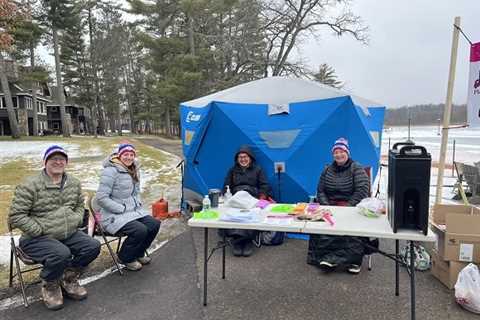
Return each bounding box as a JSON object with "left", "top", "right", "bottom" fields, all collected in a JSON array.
[
  {"left": 331, "top": 138, "right": 350, "bottom": 155},
  {"left": 43, "top": 145, "right": 68, "bottom": 162},
  {"left": 118, "top": 143, "right": 136, "bottom": 157}
]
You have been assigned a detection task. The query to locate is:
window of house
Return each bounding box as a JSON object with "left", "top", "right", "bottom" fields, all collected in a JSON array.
[
  {"left": 38, "top": 102, "right": 45, "bottom": 114},
  {"left": 12, "top": 97, "right": 18, "bottom": 108},
  {"left": 53, "top": 122, "right": 59, "bottom": 129},
  {"left": 0, "top": 97, "right": 4, "bottom": 109},
  {"left": 51, "top": 106, "right": 58, "bottom": 112}
]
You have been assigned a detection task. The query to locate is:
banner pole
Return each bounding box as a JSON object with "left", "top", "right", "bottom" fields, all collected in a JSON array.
[{"left": 435, "top": 16, "right": 461, "bottom": 204}]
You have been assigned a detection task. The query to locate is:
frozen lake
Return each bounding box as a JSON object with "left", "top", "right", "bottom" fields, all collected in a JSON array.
[
  {"left": 377, "top": 125, "right": 480, "bottom": 205},
  {"left": 382, "top": 125, "right": 480, "bottom": 164}
]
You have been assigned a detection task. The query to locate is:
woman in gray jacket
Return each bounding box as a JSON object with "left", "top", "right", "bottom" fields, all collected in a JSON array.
[{"left": 96, "top": 143, "right": 160, "bottom": 271}]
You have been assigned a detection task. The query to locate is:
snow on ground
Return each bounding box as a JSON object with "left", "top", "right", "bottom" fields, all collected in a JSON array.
[
  {"left": 0, "top": 140, "right": 181, "bottom": 266},
  {"left": 0, "top": 141, "right": 103, "bottom": 162},
  {"left": 382, "top": 125, "right": 480, "bottom": 164},
  {"left": 376, "top": 125, "right": 480, "bottom": 206}
]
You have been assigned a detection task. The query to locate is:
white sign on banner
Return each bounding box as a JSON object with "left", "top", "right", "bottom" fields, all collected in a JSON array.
[{"left": 467, "top": 42, "right": 480, "bottom": 127}]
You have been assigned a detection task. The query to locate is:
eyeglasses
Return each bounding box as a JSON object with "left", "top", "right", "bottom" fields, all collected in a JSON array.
[{"left": 49, "top": 156, "right": 67, "bottom": 162}]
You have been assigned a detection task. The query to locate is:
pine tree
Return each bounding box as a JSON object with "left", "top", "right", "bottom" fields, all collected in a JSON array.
[
  {"left": 41, "top": 0, "right": 81, "bottom": 137},
  {"left": 0, "top": 0, "right": 29, "bottom": 139},
  {"left": 12, "top": 1, "right": 47, "bottom": 136},
  {"left": 312, "top": 63, "right": 343, "bottom": 89}
]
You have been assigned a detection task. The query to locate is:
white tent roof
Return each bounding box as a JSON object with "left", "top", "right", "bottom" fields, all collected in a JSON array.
[{"left": 182, "top": 76, "right": 384, "bottom": 115}]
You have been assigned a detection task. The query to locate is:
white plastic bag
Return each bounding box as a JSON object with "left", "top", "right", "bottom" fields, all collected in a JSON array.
[
  {"left": 226, "top": 190, "right": 258, "bottom": 209},
  {"left": 356, "top": 197, "right": 386, "bottom": 218},
  {"left": 455, "top": 263, "right": 480, "bottom": 314}
]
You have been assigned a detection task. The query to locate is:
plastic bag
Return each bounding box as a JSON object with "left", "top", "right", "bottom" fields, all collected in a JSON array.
[
  {"left": 226, "top": 190, "right": 258, "bottom": 209},
  {"left": 455, "top": 263, "right": 480, "bottom": 314},
  {"left": 356, "top": 197, "right": 386, "bottom": 218},
  {"left": 260, "top": 231, "right": 285, "bottom": 246},
  {"left": 400, "top": 244, "right": 431, "bottom": 271}
]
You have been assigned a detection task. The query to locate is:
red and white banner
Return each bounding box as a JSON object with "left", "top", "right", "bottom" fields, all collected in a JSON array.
[{"left": 467, "top": 42, "right": 480, "bottom": 127}]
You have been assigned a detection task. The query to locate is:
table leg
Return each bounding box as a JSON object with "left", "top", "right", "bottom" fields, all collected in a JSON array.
[
  {"left": 395, "top": 239, "right": 399, "bottom": 296},
  {"left": 409, "top": 241, "right": 416, "bottom": 320},
  {"left": 203, "top": 228, "right": 208, "bottom": 306},
  {"left": 222, "top": 234, "right": 226, "bottom": 279}
]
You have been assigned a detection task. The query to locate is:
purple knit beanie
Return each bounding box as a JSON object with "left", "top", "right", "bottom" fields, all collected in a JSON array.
[
  {"left": 43, "top": 145, "right": 68, "bottom": 162},
  {"left": 331, "top": 138, "right": 350, "bottom": 155}
]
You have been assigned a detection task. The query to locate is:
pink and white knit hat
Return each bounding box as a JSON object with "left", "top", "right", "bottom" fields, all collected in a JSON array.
[
  {"left": 118, "top": 143, "right": 136, "bottom": 157},
  {"left": 331, "top": 138, "right": 350, "bottom": 155}
]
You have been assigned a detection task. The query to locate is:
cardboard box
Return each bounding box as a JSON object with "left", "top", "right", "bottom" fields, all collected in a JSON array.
[
  {"left": 431, "top": 250, "right": 469, "bottom": 289},
  {"left": 431, "top": 204, "right": 480, "bottom": 263}
]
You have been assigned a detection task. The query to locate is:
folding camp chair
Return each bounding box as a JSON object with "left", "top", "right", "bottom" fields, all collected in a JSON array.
[
  {"left": 8, "top": 207, "right": 91, "bottom": 307},
  {"left": 8, "top": 222, "right": 43, "bottom": 307},
  {"left": 86, "top": 194, "right": 151, "bottom": 274},
  {"left": 86, "top": 194, "right": 124, "bottom": 275},
  {"left": 453, "top": 162, "right": 470, "bottom": 204}
]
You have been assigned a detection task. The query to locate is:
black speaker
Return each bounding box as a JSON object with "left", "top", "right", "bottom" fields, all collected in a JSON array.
[{"left": 387, "top": 142, "right": 431, "bottom": 235}]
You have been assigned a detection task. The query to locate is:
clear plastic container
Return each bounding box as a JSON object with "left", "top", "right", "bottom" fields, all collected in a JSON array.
[
  {"left": 224, "top": 185, "right": 232, "bottom": 201},
  {"left": 202, "top": 195, "right": 211, "bottom": 211}
]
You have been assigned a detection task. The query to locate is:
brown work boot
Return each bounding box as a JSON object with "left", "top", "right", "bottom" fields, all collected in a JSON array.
[
  {"left": 41, "top": 280, "right": 64, "bottom": 310},
  {"left": 60, "top": 268, "right": 88, "bottom": 300}
]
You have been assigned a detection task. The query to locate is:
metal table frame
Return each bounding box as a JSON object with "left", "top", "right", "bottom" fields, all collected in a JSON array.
[{"left": 199, "top": 227, "right": 426, "bottom": 320}]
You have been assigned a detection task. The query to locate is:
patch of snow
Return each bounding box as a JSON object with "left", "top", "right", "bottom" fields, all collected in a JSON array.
[
  {"left": 0, "top": 235, "right": 19, "bottom": 265},
  {"left": 0, "top": 141, "right": 103, "bottom": 162}
]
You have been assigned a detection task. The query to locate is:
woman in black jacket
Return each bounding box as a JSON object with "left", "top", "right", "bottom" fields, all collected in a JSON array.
[
  {"left": 223, "top": 145, "right": 272, "bottom": 257},
  {"left": 307, "top": 138, "right": 370, "bottom": 274}
]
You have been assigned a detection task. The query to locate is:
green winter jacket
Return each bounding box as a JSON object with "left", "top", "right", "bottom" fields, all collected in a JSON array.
[{"left": 9, "top": 170, "right": 85, "bottom": 240}]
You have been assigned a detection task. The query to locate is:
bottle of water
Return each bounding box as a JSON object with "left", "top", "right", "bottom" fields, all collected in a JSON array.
[
  {"left": 225, "top": 185, "right": 232, "bottom": 201},
  {"left": 202, "top": 195, "right": 211, "bottom": 212}
]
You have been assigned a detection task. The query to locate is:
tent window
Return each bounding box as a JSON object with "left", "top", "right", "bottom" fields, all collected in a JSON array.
[
  {"left": 370, "top": 130, "right": 380, "bottom": 147},
  {"left": 184, "top": 130, "right": 195, "bottom": 145},
  {"left": 259, "top": 129, "right": 300, "bottom": 148},
  {"left": 268, "top": 104, "right": 290, "bottom": 115}
]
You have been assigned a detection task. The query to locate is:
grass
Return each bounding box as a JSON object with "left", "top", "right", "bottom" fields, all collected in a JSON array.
[
  {"left": 0, "top": 136, "right": 181, "bottom": 233},
  {"left": 0, "top": 135, "right": 182, "bottom": 293}
]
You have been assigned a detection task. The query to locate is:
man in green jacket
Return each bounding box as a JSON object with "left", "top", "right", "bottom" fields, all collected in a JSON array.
[{"left": 9, "top": 145, "right": 101, "bottom": 310}]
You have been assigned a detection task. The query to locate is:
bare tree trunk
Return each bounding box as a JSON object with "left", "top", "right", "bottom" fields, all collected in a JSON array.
[
  {"left": 30, "top": 45, "right": 39, "bottom": 136},
  {"left": 109, "top": 116, "right": 116, "bottom": 135},
  {"left": 117, "top": 99, "right": 122, "bottom": 136},
  {"left": 123, "top": 64, "right": 134, "bottom": 134},
  {"left": 165, "top": 106, "right": 171, "bottom": 137},
  {"left": 52, "top": 26, "right": 70, "bottom": 137},
  {"left": 87, "top": 6, "right": 103, "bottom": 136},
  {"left": 0, "top": 54, "right": 20, "bottom": 139},
  {"left": 188, "top": 15, "right": 195, "bottom": 55}
]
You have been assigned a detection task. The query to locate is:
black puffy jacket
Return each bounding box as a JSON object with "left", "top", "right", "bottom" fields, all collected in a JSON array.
[{"left": 223, "top": 146, "right": 272, "bottom": 198}]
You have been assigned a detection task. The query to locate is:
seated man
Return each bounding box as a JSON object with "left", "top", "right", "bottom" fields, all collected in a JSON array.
[
  {"left": 222, "top": 145, "right": 272, "bottom": 257},
  {"left": 9, "top": 145, "right": 101, "bottom": 310}
]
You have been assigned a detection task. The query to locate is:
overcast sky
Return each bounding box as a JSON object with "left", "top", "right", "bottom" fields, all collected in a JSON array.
[
  {"left": 39, "top": 1, "right": 479, "bottom": 109},
  {"left": 298, "top": 0, "right": 480, "bottom": 108}
]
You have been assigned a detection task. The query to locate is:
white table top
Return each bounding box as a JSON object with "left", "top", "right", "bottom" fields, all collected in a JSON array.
[
  {"left": 303, "top": 205, "right": 436, "bottom": 242},
  {"left": 188, "top": 204, "right": 305, "bottom": 233},
  {"left": 188, "top": 204, "right": 436, "bottom": 242}
]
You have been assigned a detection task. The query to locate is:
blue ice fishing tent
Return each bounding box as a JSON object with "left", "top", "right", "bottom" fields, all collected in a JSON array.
[{"left": 180, "top": 77, "right": 385, "bottom": 204}]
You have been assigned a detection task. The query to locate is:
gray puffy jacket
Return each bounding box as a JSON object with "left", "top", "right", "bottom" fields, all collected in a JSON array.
[{"left": 96, "top": 156, "right": 150, "bottom": 234}]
